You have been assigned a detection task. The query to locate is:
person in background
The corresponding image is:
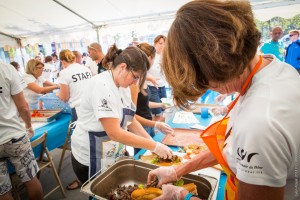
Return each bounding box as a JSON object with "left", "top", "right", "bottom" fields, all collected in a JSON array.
[
  {"left": 57, "top": 49, "right": 92, "bottom": 190},
  {"left": 147, "top": 1, "right": 300, "bottom": 200},
  {"left": 260, "top": 26, "right": 285, "bottom": 61},
  {"left": 87, "top": 42, "right": 106, "bottom": 75},
  {"left": 23, "top": 59, "right": 59, "bottom": 109},
  {"left": 10, "top": 61, "right": 20, "bottom": 71},
  {"left": 72, "top": 50, "right": 83, "bottom": 65},
  {"left": 285, "top": 30, "right": 300, "bottom": 74},
  {"left": 51, "top": 53, "right": 61, "bottom": 83},
  {"left": 147, "top": 35, "right": 168, "bottom": 121},
  {"left": 42, "top": 56, "right": 53, "bottom": 82},
  {"left": 57, "top": 49, "right": 92, "bottom": 125},
  {"left": 130, "top": 43, "right": 174, "bottom": 154},
  {"left": 71, "top": 44, "right": 173, "bottom": 184},
  {"left": 0, "top": 61, "right": 43, "bottom": 200}
]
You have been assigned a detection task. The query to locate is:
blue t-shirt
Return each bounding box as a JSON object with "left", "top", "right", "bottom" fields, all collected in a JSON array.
[
  {"left": 260, "top": 40, "right": 285, "bottom": 61},
  {"left": 285, "top": 40, "right": 300, "bottom": 69}
]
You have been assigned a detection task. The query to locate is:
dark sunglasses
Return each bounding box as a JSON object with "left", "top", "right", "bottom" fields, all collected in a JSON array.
[{"left": 289, "top": 34, "right": 294, "bottom": 37}]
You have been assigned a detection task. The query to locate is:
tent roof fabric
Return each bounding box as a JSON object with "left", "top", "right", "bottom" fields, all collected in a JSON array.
[{"left": 0, "top": 0, "right": 299, "bottom": 39}]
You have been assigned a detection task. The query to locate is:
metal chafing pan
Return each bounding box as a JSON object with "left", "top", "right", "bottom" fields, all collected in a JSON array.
[{"left": 81, "top": 157, "right": 217, "bottom": 200}]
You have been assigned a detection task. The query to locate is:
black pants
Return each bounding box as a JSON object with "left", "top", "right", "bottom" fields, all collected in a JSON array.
[{"left": 71, "top": 153, "right": 89, "bottom": 184}]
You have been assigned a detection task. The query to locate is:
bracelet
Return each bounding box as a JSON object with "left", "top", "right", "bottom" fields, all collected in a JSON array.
[
  {"left": 26, "top": 127, "right": 33, "bottom": 131},
  {"left": 184, "top": 193, "right": 198, "bottom": 200}
]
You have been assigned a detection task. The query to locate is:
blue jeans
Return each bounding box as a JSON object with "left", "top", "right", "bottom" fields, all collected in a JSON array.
[{"left": 148, "top": 85, "right": 167, "bottom": 115}]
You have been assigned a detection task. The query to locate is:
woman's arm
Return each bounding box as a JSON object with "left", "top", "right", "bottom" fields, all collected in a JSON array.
[
  {"left": 100, "top": 118, "right": 155, "bottom": 149},
  {"left": 43, "top": 80, "right": 56, "bottom": 87},
  {"left": 27, "top": 82, "right": 58, "bottom": 94},
  {"left": 57, "top": 84, "right": 70, "bottom": 102},
  {"left": 149, "top": 101, "right": 165, "bottom": 109},
  {"left": 238, "top": 181, "right": 284, "bottom": 200},
  {"left": 127, "top": 117, "right": 153, "bottom": 140},
  {"left": 135, "top": 114, "right": 156, "bottom": 127}
]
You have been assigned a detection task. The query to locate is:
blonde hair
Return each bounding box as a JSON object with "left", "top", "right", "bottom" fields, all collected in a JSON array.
[
  {"left": 137, "top": 43, "right": 156, "bottom": 59},
  {"left": 289, "top": 30, "right": 300, "bottom": 35},
  {"left": 59, "top": 49, "right": 75, "bottom": 63},
  {"left": 26, "top": 59, "right": 44, "bottom": 75}
]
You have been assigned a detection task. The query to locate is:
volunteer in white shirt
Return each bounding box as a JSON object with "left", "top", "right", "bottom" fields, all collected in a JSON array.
[
  {"left": 23, "top": 59, "right": 59, "bottom": 109},
  {"left": 57, "top": 49, "right": 92, "bottom": 122},
  {"left": 71, "top": 44, "right": 173, "bottom": 184},
  {"left": 0, "top": 61, "right": 43, "bottom": 200}
]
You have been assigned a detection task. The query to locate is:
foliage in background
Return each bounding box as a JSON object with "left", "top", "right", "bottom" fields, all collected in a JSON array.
[{"left": 256, "top": 14, "right": 300, "bottom": 41}]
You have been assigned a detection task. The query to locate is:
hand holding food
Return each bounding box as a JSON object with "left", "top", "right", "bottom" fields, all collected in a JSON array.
[
  {"left": 148, "top": 166, "right": 179, "bottom": 187},
  {"left": 152, "top": 142, "right": 173, "bottom": 159},
  {"left": 154, "top": 184, "right": 186, "bottom": 200},
  {"left": 154, "top": 122, "right": 174, "bottom": 135}
]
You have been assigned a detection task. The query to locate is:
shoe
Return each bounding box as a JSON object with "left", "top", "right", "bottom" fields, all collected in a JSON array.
[{"left": 66, "top": 179, "right": 82, "bottom": 190}]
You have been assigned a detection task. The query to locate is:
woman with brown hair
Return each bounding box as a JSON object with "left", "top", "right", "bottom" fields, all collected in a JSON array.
[
  {"left": 146, "top": 35, "right": 168, "bottom": 121},
  {"left": 71, "top": 44, "right": 173, "bottom": 184},
  {"left": 147, "top": 1, "right": 300, "bottom": 200}
]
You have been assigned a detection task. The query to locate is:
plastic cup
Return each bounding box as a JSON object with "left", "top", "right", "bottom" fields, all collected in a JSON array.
[{"left": 201, "top": 107, "right": 209, "bottom": 118}]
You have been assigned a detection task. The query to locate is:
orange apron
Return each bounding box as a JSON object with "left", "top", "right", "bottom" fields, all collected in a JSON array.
[{"left": 201, "top": 55, "right": 263, "bottom": 200}]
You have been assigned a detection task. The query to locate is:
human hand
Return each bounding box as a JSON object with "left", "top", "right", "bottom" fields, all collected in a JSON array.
[
  {"left": 152, "top": 142, "right": 173, "bottom": 159},
  {"left": 154, "top": 122, "right": 174, "bottom": 135},
  {"left": 154, "top": 184, "right": 187, "bottom": 200},
  {"left": 26, "top": 127, "right": 34, "bottom": 139},
  {"left": 211, "top": 106, "right": 228, "bottom": 116},
  {"left": 214, "top": 94, "right": 227, "bottom": 104},
  {"left": 148, "top": 166, "right": 179, "bottom": 188}
]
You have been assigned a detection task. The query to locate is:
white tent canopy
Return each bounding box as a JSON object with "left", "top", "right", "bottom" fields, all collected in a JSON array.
[{"left": 1, "top": 0, "right": 300, "bottom": 41}]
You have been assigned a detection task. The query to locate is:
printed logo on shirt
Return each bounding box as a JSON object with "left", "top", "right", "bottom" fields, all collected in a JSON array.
[
  {"left": 236, "top": 147, "right": 263, "bottom": 174},
  {"left": 72, "top": 72, "right": 92, "bottom": 82},
  {"left": 98, "top": 99, "right": 112, "bottom": 111}
]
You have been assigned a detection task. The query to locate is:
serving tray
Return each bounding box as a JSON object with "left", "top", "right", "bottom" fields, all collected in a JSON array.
[
  {"left": 81, "top": 158, "right": 217, "bottom": 200},
  {"left": 28, "top": 109, "right": 62, "bottom": 122}
]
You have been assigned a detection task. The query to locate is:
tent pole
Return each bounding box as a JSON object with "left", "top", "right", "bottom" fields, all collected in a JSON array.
[{"left": 95, "top": 27, "right": 100, "bottom": 44}]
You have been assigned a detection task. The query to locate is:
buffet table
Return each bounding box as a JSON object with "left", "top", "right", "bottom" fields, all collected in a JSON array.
[{"left": 134, "top": 112, "right": 226, "bottom": 200}]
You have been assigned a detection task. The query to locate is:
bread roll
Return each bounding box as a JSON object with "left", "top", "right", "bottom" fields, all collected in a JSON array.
[{"left": 131, "top": 187, "right": 162, "bottom": 200}]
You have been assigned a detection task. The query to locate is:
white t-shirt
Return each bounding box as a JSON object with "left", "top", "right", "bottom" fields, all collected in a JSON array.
[
  {"left": 71, "top": 71, "right": 135, "bottom": 166},
  {"left": 0, "top": 62, "right": 26, "bottom": 145},
  {"left": 23, "top": 74, "right": 46, "bottom": 109},
  {"left": 58, "top": 63, "right": 92, "bottom": 108},
  {"left": 85, "top": 57, "right": 98, "bottom": 76},
  {"left": 223, "top": 55, "right": 300, "bottom": 200},
  {"left": 42, "top": 63, "right": 52, "bottom": 81},
  {"left": 146, "top": 53, "right": 166, "bottom": 87}
]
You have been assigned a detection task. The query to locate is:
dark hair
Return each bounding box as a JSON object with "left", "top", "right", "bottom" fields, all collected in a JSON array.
[
  {"left": 162, "top": 0, "right": 261, "bottom": 108},
  {"left": 102, "top": 44, "right": 150, "bottom": 92},
  {"left": 45, "top": 56, "right": 52, "bottom": 63},
  {"left": 51, "top": 53, "right": 58, "bottom": 59},
  {"left": 10, "top": 61, "right": 19, "bottom": 70}
]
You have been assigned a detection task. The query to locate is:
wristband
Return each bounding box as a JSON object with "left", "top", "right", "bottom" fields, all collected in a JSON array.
[
  {"left": 26, "top": 127, "right": 33, "bottom": 131},
  {"left": 184, "top": 193, "right": 198, "bottom": 200}
]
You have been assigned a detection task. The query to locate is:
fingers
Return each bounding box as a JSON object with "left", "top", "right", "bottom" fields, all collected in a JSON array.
[{"left": 147, "top": 171, "right": 156, "bottom": 184}]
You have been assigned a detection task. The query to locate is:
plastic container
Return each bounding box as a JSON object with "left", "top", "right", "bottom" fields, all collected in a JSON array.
[{"left": 39, "top": 93, "right": 71, "bottom": 113}]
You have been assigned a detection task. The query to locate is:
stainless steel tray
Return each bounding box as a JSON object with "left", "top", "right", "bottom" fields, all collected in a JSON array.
[{"left": 81, "top": 158, "right": 217, "bottom": 200}]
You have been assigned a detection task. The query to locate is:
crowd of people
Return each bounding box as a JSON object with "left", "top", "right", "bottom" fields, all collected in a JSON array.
[{"left": 1, "top": 0, "right": 300, "bottom": 199}]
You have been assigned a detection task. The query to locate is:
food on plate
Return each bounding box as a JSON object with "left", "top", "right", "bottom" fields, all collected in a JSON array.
[
  {"left": 131, "top": 183, "right": 198, "bottom": 200},
  {"left": 140, "top": 154, "right": 182, "bottom": 166},
  {"left": 183, "top": 144, "right": 208, "bottom": 159},
  {"left": 31, "top": 110, "right": 45, "bottom": 117}
]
